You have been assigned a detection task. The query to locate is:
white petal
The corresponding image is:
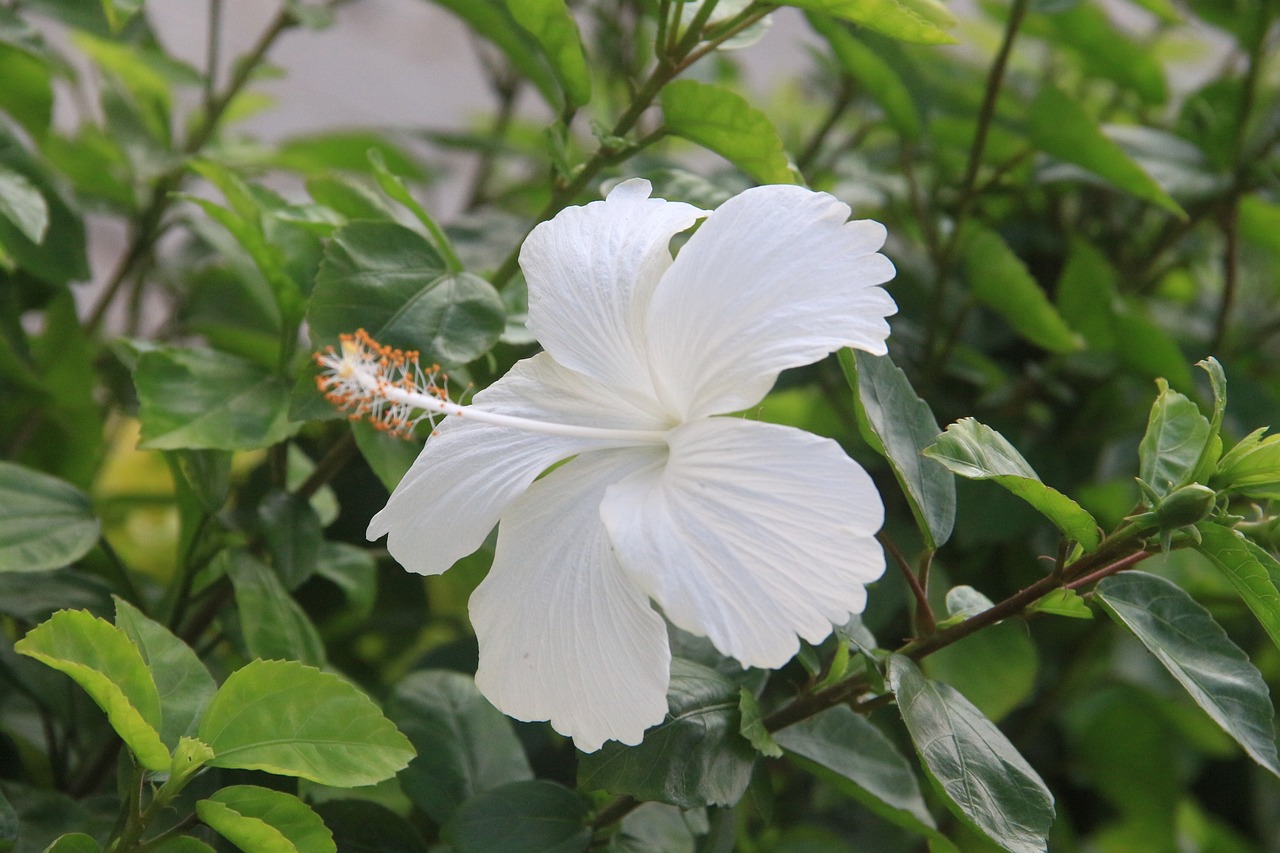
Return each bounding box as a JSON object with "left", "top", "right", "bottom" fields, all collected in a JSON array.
[
  {"left": 471, "top": 448, "right": 671, "bottom": 752},
  {"left": 367, "top": 352, "right": 664, "bottom": 576},
  {"left": 521, "top": 179, "right": 706, "bottom": 408},
  {"left": 645, "top": 185, "right": 897, "bottom": 419},
  {"left": 601, "top": 417, "right": 885, "bottom": 670}
]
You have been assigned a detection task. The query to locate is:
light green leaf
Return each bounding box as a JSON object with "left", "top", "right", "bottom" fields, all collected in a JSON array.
[
  {"left": 1043, "top": 3, "right": 1168, "bottom": 104},
  {"left": 446, "top": 781, "right": 590, "bottom": 853},
  {"left": 1195, "top": 524, "right": 1280, "bottom": 656},
  {"left": 805, "top": 14, "right": 921, "bottom": 140},
  {"left": 197, "top": 786, "right": 335, "bottom": 853},
  {"left": 1097, "top": 571, "right": 1280, "bottom": 777},
  {"left": 1138, "top": 379, "right": 1211, "bottom": 497},
  {"left": 113, "top": 597, "right": 216, "bottom": 749},
  {"left": 428, "top": 0, "right": 561, "bottom": 108},
  {"left": 782, "top": 0, "right": 956, "bottom": 44},
  {"left": 842, "top": 351, "right": 954, "bottom": 549},
  {"left": 505, "top": 0, "right": 591, "bottom": 108},
  {"left": 1026, "top": 588, "right": 1094, "bottom": 620},
  {"left": 15, "top": 610, "right": 170, "bottom": 771},
  {"left": 387, "top": 669, "right": 533, "bottom": 825},
  {"left": 100, "top": 0, "right": 144, "bottom": 31},
  {"left": 1213, "top": 430, "right": 1280, "bottom": 499},
  {"left": 0, "top": 45, "right": 53, "bottom": 139},
  {"left": 924, "top": 418, "right": 1100, "bottom": 550},
  {"left": 888, "top": 655, "right": 1055, "bottom": 853},
  {"left": 0, "top": 165, "right": 47, "bottom": 243},
  {"left": 962, "top": 226, "right": 1083, "bottom": 355},
  {"left": 222, "top": 551, "right": 325, "bottom": 668},
  {"left": 660, "top": 80, "right": 797, "bottom": 185},
  {"left": 41, "top": 834, "right": 100, "bottom": 853},
  {"left": 134, "top": 348, "right": 297, "bottom": 450},
  {"left": 199, "top": 659, "right": 415, "bottom": 787},
  {"left": 738, "top": 687, "right": 782, "bottom": 758},
  {"left": 1028, "top": 86, "right": 1184, "bottom": 217},
  {"left": 0, "top": 462, "right": 100, "bottom": 573},
  {"left": 269, "top": 131, "right": 426, "bottom": 179}
]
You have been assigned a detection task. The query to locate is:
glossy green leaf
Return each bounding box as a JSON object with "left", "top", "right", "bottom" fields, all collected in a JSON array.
[
  {"left": 0, "top": 165, "right": 47, "bottom": 244},
  {"left": 134, "top": 348, "right": 296, "bottom": 450},
  {"left": 888, "top": 655, "right": 1055, "bottom": 853},
  {"left": 782, "top": 0, "right": 957, "bottom": 44},
  {"left": 113, "top": 597, "right": 216, "bottom": 749},
  {"left": 447, "top": 781, "right": 590, "bottom": 853},
  {"left": 199, "top": 659, "right": 415, "bottom": 787},
  {"left": 41, "top": 834, "right": 99, "bottom": 853},
  {"left": 0, "top": 462, "right": 100, "bottom": 572},
  {"left": 505, "top": 0, "right": 591, "bottom": 108},
  {"left": 15, "top": 610, "right": 170, "bottom": 771},
  {"left": 428, "top": 0, "right": 561, "bottom": 107},
  {"left": 1097, "top": 571, "right": 1280, "bottom": 777},
  {"left": 222, "top": 551, "right": 325, "bottom": 668},
  {"left": 578, "top": 659, "right": 757, "bottom": 809},
  {"left": 387, "top": 669, "right": 533, "bottom": 825},
  {"left": 660, "top": 80, "right": 796, "bottom": 185},
  {"left": 1028, "top": 87, "right": 1183, "bottom": 216},
  {"left": 805, "top": 14, "right": 921, "bottom": 140},
  {"left": 1196, "top": 523, "right": 1280, "bottom": 656},
  {"left": 924, "top": 418, "right": 1100, "bottom": 550},
  {"left": 1138, "top": 379, "right": 1210, "bottom": 497},
  {"left": 843, "top": 350, "right": 954, "bottom": 549},
  {"left": 963, "top": 226, "right": 1083, "bottom": 355},
  {"left": 197, "top": 786, "right": 335, "bottom": 853},
  {"left": 309, "top": 221, "right": 505, "bottom": 363}
]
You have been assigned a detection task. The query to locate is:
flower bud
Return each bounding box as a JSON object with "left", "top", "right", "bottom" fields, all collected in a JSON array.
[{"left": 1154, "top": 484, "right": 1217, "bottom": 530}]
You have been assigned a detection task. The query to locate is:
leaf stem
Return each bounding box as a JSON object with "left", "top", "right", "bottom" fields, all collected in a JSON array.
[{"left": 877, "top": 531, "right": 936, "bottom": 635}]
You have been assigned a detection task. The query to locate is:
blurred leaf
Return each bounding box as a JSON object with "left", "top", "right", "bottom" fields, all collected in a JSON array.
[
  {"left": 197, "top": 786, "right": 335, "bottom": 853},
  {"left": 113, "top": 597, "right": 216, "bottom": 749},
  {"left": 312, "top": 801, "right": 428, "bottom": 853},
  {"left": 257, "top": 491, "right": 321, "bottom": 590},
  {"left": 924, "top": 418, "right": 1100, "bottom": 550},
  {"left": 1041, "top": 3, "right": 1167, "bottom": 104},
  {"left": 0, "top": 46, "right": 52, "bottom": 140},
  {"left": 14, "top": 609, "right": 170, "bottom": 771},
  {"left": 1111, "top": 311, "right": 1195, "bottom": 393},
  {"left": 1055, "top": 238, "right": 1117, "bottom": 350},
  {"left": 843, "top": 350, "right": 954, "bottom": 549},
  {"left": 888, "top": 655, "right": 1055, "bottom": 853},
  {"left": 1097, "top": 571, "right": 1280, "bottom": 777},
  {"left": 0, "top": 462, "right": 100, "bottom": 572},
  {"left": 785, "top": 1, "right": 957, "bottom": 44},
  {"left": 166, "top": 449, "right": 231, "bottom": 514},
  {"left": 925, "top": 620, "right": 1038, "bottom": 721},
  {"left": 0, "top": 569, "right": 112, "bottom": 621},
  {"left": 1138, "top": 379, "right": 1210, "bottom": 497},
  {"left": 0, "top": 127, "right": 88, "bottom": 284},
  {"left": 223, "top": 551, "right": 325, "bottom": 667},
  {"left": 428, "top": 0, "right": 561, "bottom": 108},
  {"left": 134, "top": 347, "right": 296, "bottom": 450},
  {"left": 199, "top": 659, "right": 415, "bottom": 787},
  {"left": 807, "top": 14, "right": 921, "bottom": 140},
  {"left": 446, "top": 781, "right": 590, "bottom": 853},
  {"left": 0, "top": 790, "right": 14, "bottom": 853},
  {"left": 313, "top": 541, "right": 377, "bottom": 625},
  {"left": 270, "top": 132, "right": 426, "bottom": 179},
  {"left": 505, "top": 0, "right": 591, "bottom": 108},
  {"left": 352, "top": 421, "right": 421, "bottom": 492},
  {"left": 1195, "top": 523, "right": 1280, "bottom": 656},
  {"left": 611, "top": 803, "right": 703, "bottom": 853},
  {"left": 41, "top": 835, "right": 99, "bottom": 853},
  {"left": 74, "top": 33, "right": 174, "bottom": 146},
  {"left": 305, "top": 175, "right": 396, "bottom": 222},
  {"left": 660, "top": 80, "right": 797, "bottom": 185},
  {"left": 578, "top": 659, "right": 757, "bottom": 808},
  {"left": 99, "top": 0, "right": 142, "bottom": 31},
  {"left": 386, "top": 669, "right": 533, "bottom": 824},
  {"left": 1028, "top": 87, "right": 1184, "bottom": 217}
]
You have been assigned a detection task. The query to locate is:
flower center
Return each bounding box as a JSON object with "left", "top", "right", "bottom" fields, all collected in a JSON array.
[{"left": 314, "top": 330, "right": 669, "bottom": 445}]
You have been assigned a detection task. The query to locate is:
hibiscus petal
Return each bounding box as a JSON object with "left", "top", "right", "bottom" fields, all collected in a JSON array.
[
  {"left": 601, "top": 417, "right": 885, "bottom": 670},
  {"left": 521, "top": 179, "right": 706, "bottom": 409},
  {"left": 645, "top": 185, "right": 897, "bottom": 419},
  {"left": 471, "top": 448, "right": 671, "bottom": 752},
  {"left": 367, "top": 352, "right": 663, "bottom": 576}
]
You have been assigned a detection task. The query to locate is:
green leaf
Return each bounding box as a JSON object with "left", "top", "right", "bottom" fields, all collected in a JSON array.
[
  {"left": 1138, "top": 379, "right": 1211, "bottom": 497},
  {"left": 313, "top": 801, "right": 429, "bottom": 853},
  {"left": 924, "top": 418, "right": 1100, "bottom": 550},
  {"left": 505, "top": 0, "right": 591, "bottom": 108},
  {"left": 15, "top": 610, "right": 170, "bottom": 771},
  {"left": 925, "top": 620, "right": 1038, "bottom": 722},
  {"left": 197, "top": 786, "right": 335, "bottom": 853},
  {"left": 806, "top": 14, "right": 922, "bottom": 140},
  {"left": 1195, "top": 524, "right": 1280, "bottom": 656},
  {"left": 199, "top": 659, "right": 415, "bottom": 787},
  {"left": 888, "top": 655, "right": 1055, "bottom": 853},
  {"left": 428, "top": 0, "right": 561, "bottom": 108},
  {"left": 386, "top": 669, "right": 533, "bottom": 825},
  {"left": 1055, "top": 238, "right": 1118, "bottom": 351},
  {"left": 0, "top": 46, "right": 53, "bottom": 139},
  {"left": 41, "top": 834, "right": 100, "bottom": 853},
  {"left": 773, "top": 706, "right": 950, "bottom": 846},
  {"left": 113, "top": 597, "right": 216, "bottom": 749},
  {"left": 842, "top": 350, "right": 954, "bottom": 549},
  {"left": 257, "top": 492, "right": 322, "bottom": 590},
  {"left": 1025, "top": 588, "right": 1094, "bottom": 620},
  {"left": 269, "top": 131, "right": 427, "bottom": 179},
  {"left": 0, "top": 127, "right": 88, "bottom": 284},
  {"left": 738, "top": 688, "right": 782, "bottom": 758},
  {"left": 1042, "top": 3, "right": 1168, "bottom": 104},
  {"left": 351, "top": 420, "right": 420, "bottom": 492},
  {"left": 1028, "top": 86, "right": 1184, "bottom": 217},
  {"left": 100, "top": 0, "right": 143, "bottom": 31},
  {"left": 962, "top": 226, "right": 1083, "bottom": 355},
  {"left": 660, "top": 80, "right": 797, "bottom": 185},
  {"left": 0, "top": 165, "right": 47, "bottom": 243},
  {"left": 222, "top": 551, "right": 325, "bottom": 668},
  {"left": 0, "top": 461, "right": 100, "bottom": 572},
  {"left": 1112, "top": 310, "right": 1195, "bottom": 394},
  {"left": 0, "top": 789, "right": 16, "bottom": 853},
  {"left": 1096, "top": 571, "right": 1280, "bottom": 777},
  {"left": 578, "top": 659, "right": 757, "bottom": 808},
  {"left": 134, "top": 348, "right": 297, "bottom": 450},
  {"left": 783, "top": 0, "right": 957, "bottom": 44},
  {"left": 446, "top": 781, "right": 590, "bottom": 853},
  {"left": 308, "top": 221, "right": 505, "bottom": 364},
  {"left": 313, "top": 541, "right": 377, "bottom": 625},
  {"left": 1212, "top": 430, "right": 1280, "bottom": 499}
]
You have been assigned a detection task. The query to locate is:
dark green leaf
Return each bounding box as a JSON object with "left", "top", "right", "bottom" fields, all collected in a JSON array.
[
  {"left": 925, "top": 620, "right": 1038, "bottom": 722},
  {"left": 41, "top": 835, "right": 99, "bottom": 853},
  {"left": 1097, "top": 571, "right": 1280, "bottom": 777},
  {"left": 1138, "top": 379, "right": 1210, "bottom": 497},
  {"left": 0, "top": 127, "right": 87, "bottom": 284},
  {"left": 446, "top": 781, "right": 590, "bottom": 853},
  {"left": 505, "top": 0, "right": 591, "bottom": 108},
  {"left": 0, "top": 165, "right": 47, "bottom": 243},
  {"left": 0, "top": 569, "right": 112, "bottom": 621},
  {"left": 660, "top": 80, "right": 797, "bottom": 185},
  {"left": 1196, "top": 523, "right": 1280, "bottom": 656},
  {"left": 197, "top": 786, "right": 335, "bottom": 853},
  {"left": 1111, "top": 310, "right": 1195, "bottom": 394},
  {"left": 351, "top": 421, "right": 421, "bottom": 492},
  {"left": 222, "top": 551, "right": 325, "bottom": 667},
  {"left": 312, "top": 801, "right": 428, "bottom": 853},
  {"left": 0, "top": 789, "right": 15, "bottom": 853},
  {"left": 611, "top": 803, "right": 704, "bottom": 853},
  {"left": 888, "top": 655, "right": 1055, "bottom": 853},
  {"left": 0, "top": 462, "right": 100, "bottom": 572},
  {"left": 782, "top": 0, "right": 957, "bottom": 44},
  {"left": 1055, "top": 238, "right": 1118, "bottom": 351},
  {"left": 257, "top": 492, "right": 322, "bottom": 590},
  {"left": 167, "top": 450, "right": 232, "bottom": 514},
  {"left": 313, "top": 541, "right": 377, "bottom": 625}
]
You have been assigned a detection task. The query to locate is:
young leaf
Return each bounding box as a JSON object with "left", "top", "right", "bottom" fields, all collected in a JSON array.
[
  {"left": 1195, "top": 524, "right": 1280, "bottom": 656},
  {"left": 738, "top": 688, "right": 783, "bottom": 758},
  {"left": 0, "top": 461, "right": 100, "bottom": 573},
  {"left": 386, "top": 669, "right": 533, "bottom": 825},
  {"left": 783, "top": 0, "right": 956, "bottom": 44},
  {"left": 1212, "top": 431, "right": 1280, "bottom": 500},
  {"left": 1025, "top": 589, "right": 1094, "bottom": 620},
  {"left": 100, "top": 0, "right": 143, "bottom": 32},
  {"left": 924, "top": 419, "right": 1100, "bottom": 550},
  {"left": 504, "top": 0, "right": 591, "bottom": 109},
  {"left": 446, "top": 781, "right": 589, "bottom": 853},
  {"left": 660, "top": 80, "right": 797, "bottom": 185},
  {"left": 222, "top": 551, "right": 325, "bottom": 668},
  {"left": 842, "top": 351, "right": 954, "bottom": 549},
  {"left": 578, "top": 659, "right": 757, "bottom": 809},
  {"left": 888, "top": 655, "right": 1055, "bottom": 853},
  {"left": 1138, "top": 379, "right": 1210, "bottom": 497},
  {"left": 0, "top": 164, "right": 47, "bottom": 244},
  {"left": 15, "top": 610, "right": 170, "bottom": 771},
  {"left": 199, "top": 659, "right": 415, "bottom": 787},
  {"left": 1096, "top": 571, "right": 1280, "bottom": 777},
  {"left": 197, "top": 786, "right": 335, "bottom": 853}
]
